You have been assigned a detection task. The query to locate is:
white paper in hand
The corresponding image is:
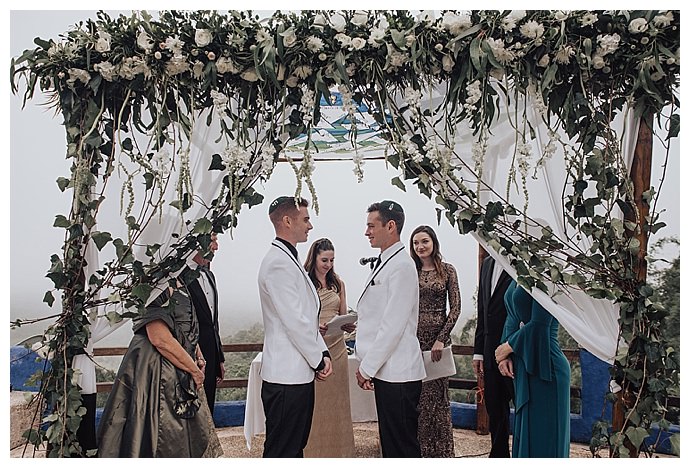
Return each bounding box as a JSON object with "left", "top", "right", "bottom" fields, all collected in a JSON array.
[
  {"left": 422, "top": 346, "right": 457, "bottom": 382},
  {"left": 324, "top": 313, "right": 357, "bottom": 337}
]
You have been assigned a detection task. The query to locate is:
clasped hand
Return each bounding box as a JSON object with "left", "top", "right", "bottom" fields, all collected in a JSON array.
[
  {"left": 315, "top": 357, "right": 333, "bottom": 381},
  {"left": 355, "top": 369, "right": 374, "bottom": 391},
  {"left": 494, "top": 342, "right": 513, "bottom": 363}
]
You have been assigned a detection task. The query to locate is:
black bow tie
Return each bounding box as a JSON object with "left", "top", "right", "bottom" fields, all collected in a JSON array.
[{"left": 374, "top": 255, "right": 382, "bottom": 270}]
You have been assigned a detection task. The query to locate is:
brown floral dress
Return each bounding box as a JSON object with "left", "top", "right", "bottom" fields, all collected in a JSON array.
[{"left": 416, "top": 262, "right": 461, "bottom": 457}]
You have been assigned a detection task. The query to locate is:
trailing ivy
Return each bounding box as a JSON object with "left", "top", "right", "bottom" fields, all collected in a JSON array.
[{"left": 10, "top": 10, "right": 679, "bottom": 457}]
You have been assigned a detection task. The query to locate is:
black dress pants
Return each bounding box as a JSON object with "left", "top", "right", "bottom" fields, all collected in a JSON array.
[
  {"left": 372, "top": 378, "right": 422, "bottom": 458},
  {"left": 200, "top": 345, "right": 219, "bottom": 416},
  {"left": 483, "top": 365, "right": 514, "bottom": 457},
  {"left": 77, "top": 393, "right": 97, "bottom": 454},
  {"left": 261, "top": 380, "right": 315, "bottom": 458}
]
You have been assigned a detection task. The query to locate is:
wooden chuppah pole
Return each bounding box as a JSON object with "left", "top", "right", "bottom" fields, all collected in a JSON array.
[{"left": 611, "top": 115, "right": 653, "bottom": 458}]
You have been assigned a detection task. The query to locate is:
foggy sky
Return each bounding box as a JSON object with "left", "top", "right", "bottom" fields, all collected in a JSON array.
[{"left": 8, "top": 10, "right": 681, "bottom": 349}]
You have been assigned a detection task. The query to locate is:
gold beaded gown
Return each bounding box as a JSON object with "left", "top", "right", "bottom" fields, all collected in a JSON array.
[
  {"left": 416, "top": 263, "right": 462, "bottom": 458},
  {"left": 304, "top": 287, "right": 356, "bottom": 457}
]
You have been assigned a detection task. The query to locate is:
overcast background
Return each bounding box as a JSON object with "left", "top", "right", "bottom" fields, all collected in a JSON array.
[{"left": 8, "top": 10, "right": 681, "bottom": 350}]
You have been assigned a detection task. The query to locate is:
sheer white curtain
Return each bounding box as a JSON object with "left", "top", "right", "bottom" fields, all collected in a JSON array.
[
  {"left": 467, "top": 95, "right": 639, "bottom": 364},
  {"left": 409, "top": 85, "right": 635, "bottom": 363},
  {"left": 73, "top": 109, "right": 226, "bottom": 392}
]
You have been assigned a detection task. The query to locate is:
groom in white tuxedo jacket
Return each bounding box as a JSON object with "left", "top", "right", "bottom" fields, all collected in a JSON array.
[
  {"left": 258, "top": 196, "right": 332, "bottom": 458},
  {"left": 355, "top": 200, "right": 426, "bottom": 457}
]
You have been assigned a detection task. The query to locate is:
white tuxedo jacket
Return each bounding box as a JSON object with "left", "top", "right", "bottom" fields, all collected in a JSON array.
[
  {"left": 258, "top": 240, "right": 328, "bottom": 384},
  {"left": 355, "top": 241, "right": 426, "bottom": 382}
]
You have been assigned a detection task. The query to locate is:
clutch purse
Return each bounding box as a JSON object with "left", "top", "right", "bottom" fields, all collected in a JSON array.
[{"left": 422, "top": 346, "right": 457, "bottom": 382}]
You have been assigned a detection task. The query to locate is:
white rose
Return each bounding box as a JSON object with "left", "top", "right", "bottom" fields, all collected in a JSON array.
[
  {"left": 137, "top": 31, "right": 154, "bottom": 52},
  {"left": 195, "top": 29, "right": 213, "bottom": 47},
  {"left": 351, "top": 37, "right": 366, "bottom": 50},
  {"left": 628, "top": 18, "right": 649, "bottom": 34},
  {"left": 592, "top": 54, "right": 605, "bottom": 69},
  {"left": 95, "top": 31, "right": 111, "bottom": 53},
  {"left": 352, "top": 10, "right": 369, "bottom": 27},
  {"left": 335, "top": 33, "right": 352, "bottom": 48},
  {"left": 368, "top": 28, "right": 385, "bottom": 47},
  {"left": 537, "top": 54, "right": 550, "bottom": 67},
  {"left": 241, "top": 68, "right": 259, "bottom": 82},
  {"left": 282, "top": 28, "right": 298, "bottom": 48},
  {"left": 95, "top": 37, "right": 110, "bottom": 53},
  {"left": 313, "top": 13, "right": 327, "bottom": 30},
  {"left": 330, "top": 13, "right": 347, "bottom": 32},
  {"left": 442, "top": 54, "right": 455, "bottom": 72}
]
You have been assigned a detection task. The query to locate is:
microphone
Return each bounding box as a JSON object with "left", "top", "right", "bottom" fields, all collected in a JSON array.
[{"left": 359, "top": 256, "right": 378, "bottom": 270}]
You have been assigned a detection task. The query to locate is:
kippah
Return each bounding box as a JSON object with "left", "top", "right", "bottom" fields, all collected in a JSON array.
[
  {"left": 268, "top": 196, "right": 295, "bottom": 214},
  {"left": 380, "top": 200, "right": 403, "bottom": 213}
]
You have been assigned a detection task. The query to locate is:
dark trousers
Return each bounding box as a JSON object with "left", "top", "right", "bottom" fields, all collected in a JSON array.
[
  {"left": 483, "top": 366, "right": 514, "bottom": 458},
  {"left": 372, "top": 378, "right": 422, "bottom": 458},
  {"left": 201, "top": 348, "right": 219, "bottom": 416},
  {"left": 261, "top": 380, "right": 315, "bottom": 458}
]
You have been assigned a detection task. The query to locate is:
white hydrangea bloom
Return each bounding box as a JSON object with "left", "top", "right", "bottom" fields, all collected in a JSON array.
[
  {"left": 94, "top": 61, "right": 117, "bottom": 81},
  {"left": 519, "top": 20, "right": 545, "bottom": 39},
  {"left": 486, "top": 37, "right": 516, "bottom": 64},
  {"left": 119, "top": 56, "right": 151, "bottom": 80},
  {"left": 151, "top": 148, "right": 171, "bottom": 176},
  {"left": 596, "top": 33, "right": 621, "bottom": 56},
  {"left": 653, "top": 11, "right": 674, "bottom": 28},
  {"left": 441, "top": 11, "right": 473, "bottom": 36},
  {"left": 216, "top": 56, "right": 240, "bottom": 74},
  {"left": 66, "top": 68, "right": 91, "bottom": 88},
  {"left": 165, "top": 55, "right": 190, "bottom": 76},
  {"left": 164, "top": 37, "right": 185, "bottom": 55}
]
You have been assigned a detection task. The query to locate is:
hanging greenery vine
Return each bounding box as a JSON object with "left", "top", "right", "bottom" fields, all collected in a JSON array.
[{"left": 11, "top": 9, "right": 679, "bottom": 457}]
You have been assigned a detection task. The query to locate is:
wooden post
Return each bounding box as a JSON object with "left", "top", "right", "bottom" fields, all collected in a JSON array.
[
  {"left": 475, "top": 245, "right": 490, "bottom": 435},
  {"left": 611, "top": 115, "right": 653, "bottom": 457}
]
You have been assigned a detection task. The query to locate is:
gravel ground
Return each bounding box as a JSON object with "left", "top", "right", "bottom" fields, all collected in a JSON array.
[{"left": 12, "top": 423, "right": 673, "bottom": 458}]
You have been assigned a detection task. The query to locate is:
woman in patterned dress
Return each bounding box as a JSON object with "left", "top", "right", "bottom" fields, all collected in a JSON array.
[
  {"left": 409, "top": 226, "right": 462, "bottom": 457},
  {"left": 303, "top": 238, "right": 357, "bottom": 457}
]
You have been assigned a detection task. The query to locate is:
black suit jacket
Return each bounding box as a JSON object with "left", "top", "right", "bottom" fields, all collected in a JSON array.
[
  {"left": 473, "top": 256, "right": 512, "bottom": 372},
  {"left": 186, "top": 266, "right": 225, "bottom": 377}
]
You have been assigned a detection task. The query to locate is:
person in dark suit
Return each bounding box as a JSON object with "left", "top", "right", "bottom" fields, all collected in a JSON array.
[
  {"left": 185, "top": 232, "right": 225, "bottom": 416},
  {"left": 473, "top": 254, "right": 514, "bottom": 457}
]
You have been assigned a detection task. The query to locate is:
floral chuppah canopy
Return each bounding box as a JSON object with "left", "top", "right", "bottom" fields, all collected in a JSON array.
[{"left": 11, "top": 10, "right": 679, "bottom": 457}]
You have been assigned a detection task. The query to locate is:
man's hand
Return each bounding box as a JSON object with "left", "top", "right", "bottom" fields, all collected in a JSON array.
[
  {"left": 319, "top": 323, "right": 328, "bottom": 337},
  {"left": 316, "top": 357, "right": 333, "bottom": 381},
  {"left": 341, "top": 323, "right": 356, "bottom": 333},
  {"left": 355, "top": 368, "right": 374, "bottom": 391},
  {"left": 216, "top": 362, "right": 225, "bottom": 384}
]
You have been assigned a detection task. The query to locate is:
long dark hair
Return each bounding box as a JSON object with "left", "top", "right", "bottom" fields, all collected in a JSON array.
[
  {"left": 304, "top": 238, "right": 341, "bottom": 292},
  {"left": 409, "top": 225, "right": 446, "bottom": 282}
]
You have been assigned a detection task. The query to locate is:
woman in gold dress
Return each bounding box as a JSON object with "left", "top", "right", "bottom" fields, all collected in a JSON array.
[
  {"left": 410, "top": 226, "right": 462, "bottom": 457},
  {"left": 303, "top": 238, "right": 356, "bottom": 457}
]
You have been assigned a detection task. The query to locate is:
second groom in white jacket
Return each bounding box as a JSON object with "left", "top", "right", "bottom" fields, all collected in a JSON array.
[{"left": 355, "top": 200, "right": 426, "bottom": 457}]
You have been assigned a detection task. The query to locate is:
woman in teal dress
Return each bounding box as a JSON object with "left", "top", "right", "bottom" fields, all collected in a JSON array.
[{"left": 494, "top": 280, "right": 570, "bottom": 458}]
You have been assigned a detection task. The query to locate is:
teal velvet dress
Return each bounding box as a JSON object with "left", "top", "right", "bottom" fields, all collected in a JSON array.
[{"left": 501, "top": 280, "right": 570, "bottom": 458}]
